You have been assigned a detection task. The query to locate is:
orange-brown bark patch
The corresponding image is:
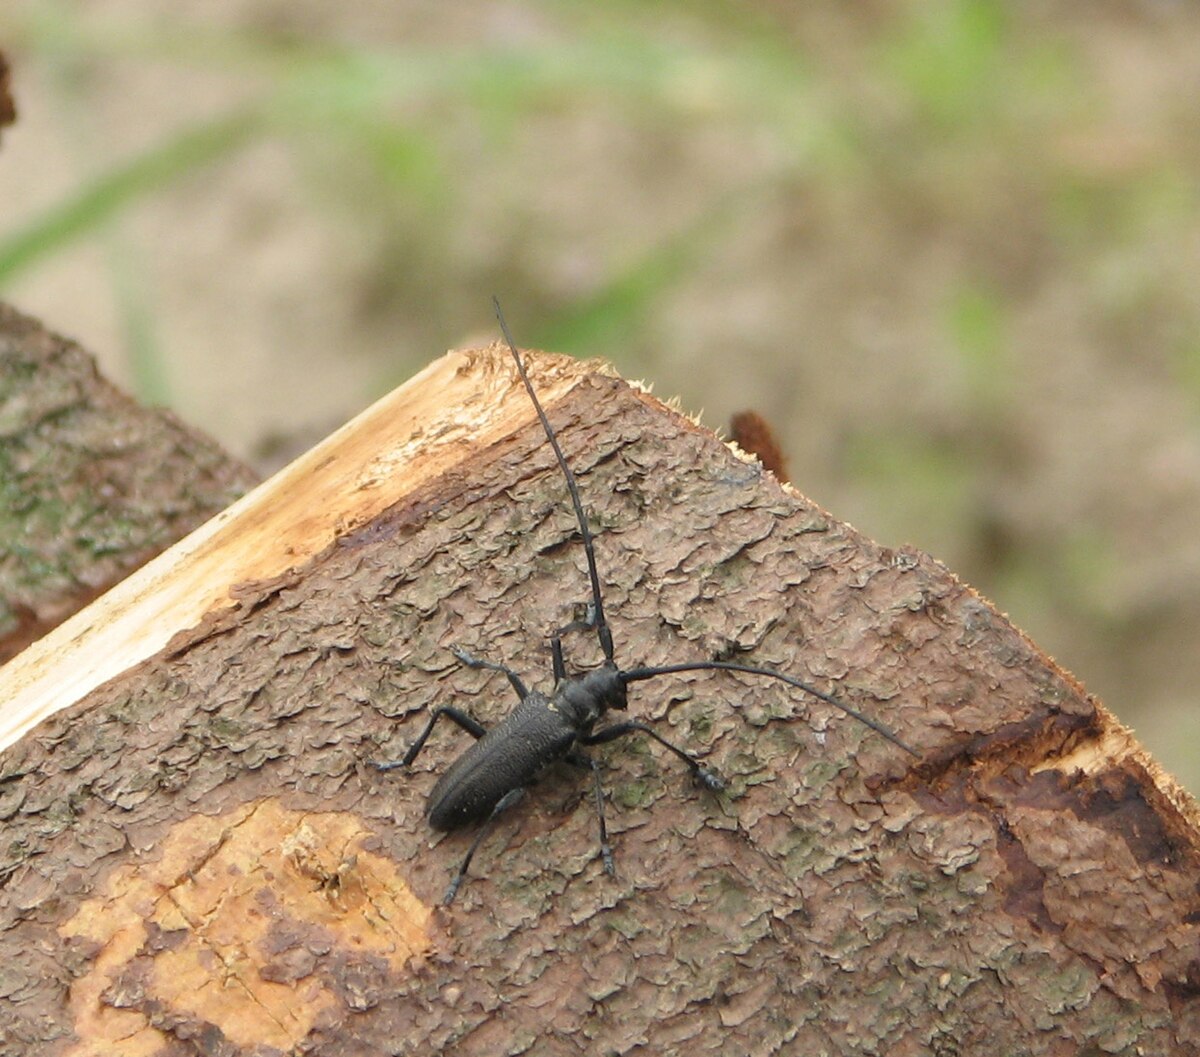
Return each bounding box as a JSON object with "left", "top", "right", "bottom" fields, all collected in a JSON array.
[{"left": 58, "top": 799, "right": 430, "bottom": 1054}]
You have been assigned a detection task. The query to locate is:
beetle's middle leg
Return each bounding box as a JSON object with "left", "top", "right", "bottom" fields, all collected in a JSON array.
[
  {"left": 584, "top": 721, "right": 725, "bottom": 792},
  {"left": 450, "top": 644, "right": 529, "bottom": 699},
  {"left": 566, "top": 750, "right": 615, "bottom": 876},
  {"left": 376, "top": 644, "right": 523, "bottom": 773},
  {"left": 373, "top": 706, "right": 488, "bottom": 772}
]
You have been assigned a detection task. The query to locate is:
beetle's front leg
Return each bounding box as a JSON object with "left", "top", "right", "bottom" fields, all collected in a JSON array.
[{"left": 550, "top": 601, "right": 598, "bottom": 683}]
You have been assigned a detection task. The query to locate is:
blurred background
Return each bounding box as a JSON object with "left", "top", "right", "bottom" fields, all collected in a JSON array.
[{"left": 0, "top": 2, "right": 1197, "bottom": 788}]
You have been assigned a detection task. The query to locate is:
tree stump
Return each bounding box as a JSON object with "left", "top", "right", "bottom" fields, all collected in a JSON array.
[{"left": 1, "top": 341, "right": 1198, "bottom": 1056}]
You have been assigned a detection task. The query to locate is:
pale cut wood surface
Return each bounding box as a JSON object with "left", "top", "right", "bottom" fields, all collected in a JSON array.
[{"left": 1, "top": 344, "right": 1199, "bottom": 1056}]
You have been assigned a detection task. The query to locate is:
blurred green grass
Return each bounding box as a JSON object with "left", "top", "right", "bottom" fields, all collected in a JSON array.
[{"left": 1, "top": 0, "right": 1198, "bottom": 787}]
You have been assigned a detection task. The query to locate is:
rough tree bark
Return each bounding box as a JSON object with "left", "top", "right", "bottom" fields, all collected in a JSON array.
[
  {"left": 0, "top": 303, "right": 258, "bottom": 662},
  {"left": 0, "top": 340, "right": 1198, "bottom": 1057}
]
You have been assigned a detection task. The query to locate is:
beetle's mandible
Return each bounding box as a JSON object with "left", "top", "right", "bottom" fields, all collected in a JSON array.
[{"left": 375, "top": 300, "right": 917, "bottom": 904}]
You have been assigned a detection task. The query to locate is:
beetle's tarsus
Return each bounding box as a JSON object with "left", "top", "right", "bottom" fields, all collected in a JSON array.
[
  {"left": 600, "top": 843, "right": 616, "bottom": 876},
  {"left": 450, "top": 644, "right": 480, "bottom": 665},
  {"left": 371, "top": 758, "right": 407, "bottom": 773}
]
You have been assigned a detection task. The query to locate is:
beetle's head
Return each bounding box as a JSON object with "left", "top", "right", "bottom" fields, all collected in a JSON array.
[{"left": 560, "top": 662, "right": 628, "bottom": 723}]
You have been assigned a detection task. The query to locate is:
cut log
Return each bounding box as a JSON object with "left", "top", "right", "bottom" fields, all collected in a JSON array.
[
  {"left": 0, "top": 49, "right": 15, "bottom": 137},
  {"left": 0, "top": 342, "right": 1198, "bottom": 1056},
  {"left": 0, "top": 302, "right": 258, "bottom": 663}
]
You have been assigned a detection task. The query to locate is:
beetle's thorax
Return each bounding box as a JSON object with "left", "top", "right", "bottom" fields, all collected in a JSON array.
[{"left": 554, "top": 662, "right": 628, "bottom": 728}]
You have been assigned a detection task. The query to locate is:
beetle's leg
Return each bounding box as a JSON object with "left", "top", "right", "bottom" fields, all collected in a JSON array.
[
  {"left": 444, "top": 787, "right": 526, "bottom": 904},
  {"left": 373, "top": 707, "right": 487, "bottom": 772},
  {"left": 550, "top": 601, "right": 598, "bottom": 683},
  {"left": 553, "top": 600, "right": 597, "bottom": 640},
  {"left": 566, "top": 750, "right": 614, "bottom": 876},
  {"left": 450, "top": 644, "right": 529, "bottom": 700},
  {"left": 583, "top": 721, "right": 725, "bottom": 792},
  {"left": 551, "top": 636, "right": 567, "bottom": 684}
]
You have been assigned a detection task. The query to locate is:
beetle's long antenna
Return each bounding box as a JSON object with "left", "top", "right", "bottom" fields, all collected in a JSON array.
[
  {"left": 493, "top": 297, "right": 615, "bottom": 663},
  {"left": 621, "top": 661, "right": 918, "bottom": 757}
]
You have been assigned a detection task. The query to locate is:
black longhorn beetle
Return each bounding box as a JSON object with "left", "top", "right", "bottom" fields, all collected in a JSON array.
[{"left": 376, "top": 299, "right": 918, "bottom": 904}]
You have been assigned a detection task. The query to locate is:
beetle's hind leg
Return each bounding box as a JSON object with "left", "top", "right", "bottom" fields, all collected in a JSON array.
[{"left": 444, "top": 787, "right": 526, "bottom": 904}]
